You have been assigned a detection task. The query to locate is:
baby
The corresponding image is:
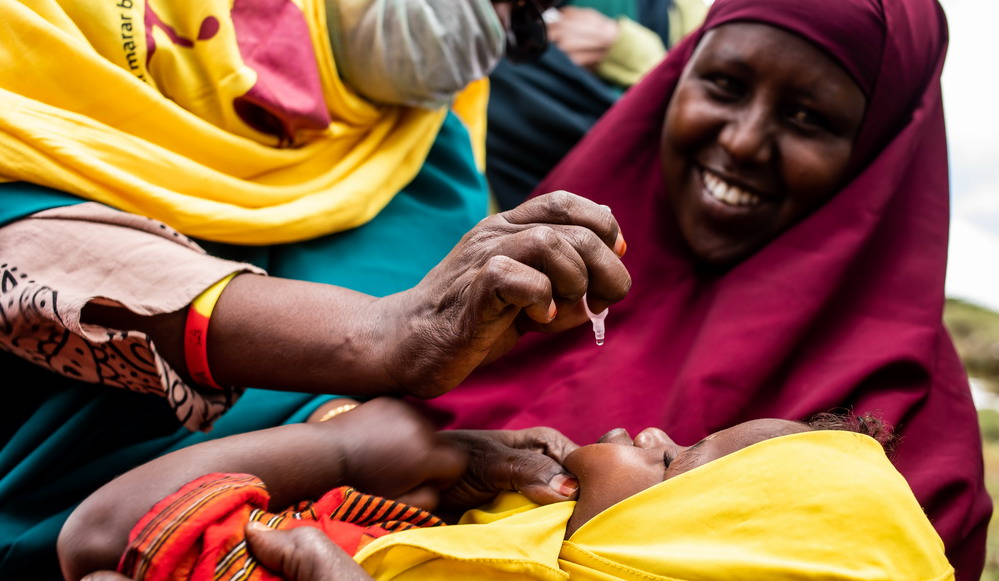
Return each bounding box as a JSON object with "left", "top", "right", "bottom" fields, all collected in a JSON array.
[{"left": 58, "top": 399, "right": 952, "bottom": 581}]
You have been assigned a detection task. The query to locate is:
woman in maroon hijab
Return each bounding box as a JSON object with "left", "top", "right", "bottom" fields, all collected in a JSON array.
[{"left": 422, "top": 0, "right": 991, "bottom": 577}]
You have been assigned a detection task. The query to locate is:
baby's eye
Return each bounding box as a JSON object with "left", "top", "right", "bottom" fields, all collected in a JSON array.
[{"left": 663, "top": 451, "right": 674, "bottom": 468}]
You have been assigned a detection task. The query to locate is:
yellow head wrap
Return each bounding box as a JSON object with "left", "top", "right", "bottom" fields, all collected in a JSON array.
[
  {"left": 0, "top": 0, "right": 487, "bottom": 244},
  {"left": 355, "top": 431, "right": 954, "bottom": 580}
]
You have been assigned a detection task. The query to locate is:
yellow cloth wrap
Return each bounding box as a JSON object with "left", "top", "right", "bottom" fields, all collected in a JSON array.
[
  {"left": 354, "top": 431, "right": 954, "bottom": 581},
  {"left": 449, "top": 77, "right": 489, "bottom": 173},
  {"left": 0, "top": 0, "right": 488, "bottom": 244}
]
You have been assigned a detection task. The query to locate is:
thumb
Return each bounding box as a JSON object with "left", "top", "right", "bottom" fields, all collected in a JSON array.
[
  {"left": 244, "top": 522, "right": 373, "bottom": 581},
  {"left": 81, "top": 573, "right": 133, "bottom": 581},
  {"left": 504, "top": 453, "right": 579, "bottom": 505}
]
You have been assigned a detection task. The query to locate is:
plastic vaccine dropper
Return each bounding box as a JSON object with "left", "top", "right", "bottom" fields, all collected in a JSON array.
[
  {"left": 582, "top": 204, "right": 613, "bottom": 346},
  {"left": 583, "top": 295, "right": 607, "bottom": 346}
]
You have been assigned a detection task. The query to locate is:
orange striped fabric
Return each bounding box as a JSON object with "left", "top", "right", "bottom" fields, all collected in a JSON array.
[{"left": 118, "top": 473, "right": 445, "bottom": 581}]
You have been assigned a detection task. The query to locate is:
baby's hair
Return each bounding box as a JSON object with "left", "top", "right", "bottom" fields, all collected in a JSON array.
[{"left": 802, "top": 411, "right": 899, "bottom": 458}]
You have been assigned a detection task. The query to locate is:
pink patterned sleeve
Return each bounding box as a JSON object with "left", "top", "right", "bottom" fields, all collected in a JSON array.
[{"left": 0, "top": 203, "right": 265, "bottom": 431}]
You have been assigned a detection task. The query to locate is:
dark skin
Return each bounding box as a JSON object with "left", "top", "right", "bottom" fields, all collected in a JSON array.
[
  {"left": 69, "top": 5, "right": 593, "bottom": 580},
  {"left": 562, "top": 419, "right": 811, "bottom": 537},
  {"left": 75, "top": 23, "right": 876, "bottom": 581},
  {"left": 81, "top": 2, "right": 597, "bottom": 399},
  {"left": 78, "top": 525, "right": 367, "bottom": 581},
  {"left": 68, "top": 417, "right": 817, "bottom": 581},
  {"left": 58, "top": 398, "right": 581, "bottom": 581},
  {"left": 660, "top": 23, "right": 867, "bottom": 265},
  {"left": 240, "top": 525, "right": 374, "bottom": 581},
  {"left": 83, "top": 191, "right": 629, "bottom": 399}
]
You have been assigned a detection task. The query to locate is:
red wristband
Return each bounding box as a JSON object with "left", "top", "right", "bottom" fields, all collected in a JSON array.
[{"left": 184, "top": 273, "right": 237, "bottom": 390}]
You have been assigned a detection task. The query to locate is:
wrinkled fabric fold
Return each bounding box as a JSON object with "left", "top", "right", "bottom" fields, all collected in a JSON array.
[{"left": 0, "top": 0, "right": 487, "bottom": 244}]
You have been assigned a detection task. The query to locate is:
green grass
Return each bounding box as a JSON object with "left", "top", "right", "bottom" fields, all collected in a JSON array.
[
  {"left": 946, "top": 300, "right": 999, "bottom": 393},
  {"left": 921, "top": 302, "right": 999, "bottom": 574},
  {"left": 983, "top": 438, "right": 999, "bottom": 578},
  {"left": 951, "top": 301, "right": 999, "bottom": 576}
]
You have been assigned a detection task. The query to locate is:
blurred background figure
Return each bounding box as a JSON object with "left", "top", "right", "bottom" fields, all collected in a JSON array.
[{"left": 486, "top": 0, "right": 708, "bottom": 210}]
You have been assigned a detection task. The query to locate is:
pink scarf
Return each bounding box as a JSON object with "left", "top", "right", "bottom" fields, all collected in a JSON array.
[{"left": 421, "top": 0, "right": 990, "bottom": 577}]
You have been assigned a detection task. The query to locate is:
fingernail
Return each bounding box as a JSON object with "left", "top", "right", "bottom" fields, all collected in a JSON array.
[
  {"left": 550, "top": 473, "right": 578, "bottom": 497},
  {"left": 614, "top": 232, "right": 627, "bottom": 257},
  {"left": 548, "top": 300, "right": 557, "bottom": 321},
  {"left": 247, "top": 521, "right": 271, "bottom": 533}
]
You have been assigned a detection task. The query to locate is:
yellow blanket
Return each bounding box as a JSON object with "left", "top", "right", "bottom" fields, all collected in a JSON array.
[
  {"left": 0, "top": 0, "right": 487, "bottom": 244},
  {"left": 356, "top": 431, "right": 954, "bottom": 580}
]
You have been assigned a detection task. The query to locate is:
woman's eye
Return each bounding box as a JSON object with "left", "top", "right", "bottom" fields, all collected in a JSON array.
[
  {"left": 705, "top": 74, "right": 743, "bottom": 98},
  {"left": 788, "top": 106, "right": 826, "bottom": 131}
]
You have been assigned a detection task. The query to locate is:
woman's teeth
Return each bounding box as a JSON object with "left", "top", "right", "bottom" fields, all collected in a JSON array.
[{"left": 703, "top": 171, "right": 762, "bottom": 207}]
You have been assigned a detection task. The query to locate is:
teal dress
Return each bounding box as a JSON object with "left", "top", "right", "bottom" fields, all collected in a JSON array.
[{"left": 0, "top": 112, "right": 487, "bottom": 579}]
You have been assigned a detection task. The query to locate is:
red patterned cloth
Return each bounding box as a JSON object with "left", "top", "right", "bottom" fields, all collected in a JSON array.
[{"left": 118, "top": 474, "right": 445, "bottom": 581}]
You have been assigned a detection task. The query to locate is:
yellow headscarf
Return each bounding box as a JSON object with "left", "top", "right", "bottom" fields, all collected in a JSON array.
[
  {"left": 355, "top": 431, "right": 954, "bottom": 580},
  {"left": 0, "top": 0, "right": 487, "bottom": 244}
]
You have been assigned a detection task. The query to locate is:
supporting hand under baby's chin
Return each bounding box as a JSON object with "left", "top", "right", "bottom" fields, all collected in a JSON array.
[{"left": 436, "top": 427, "right": 581, "bottom": 513}]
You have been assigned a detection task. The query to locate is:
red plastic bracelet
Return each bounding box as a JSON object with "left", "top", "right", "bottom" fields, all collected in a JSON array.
[{"left": 184, "top": 273, "right": 236, "bottom": 390}]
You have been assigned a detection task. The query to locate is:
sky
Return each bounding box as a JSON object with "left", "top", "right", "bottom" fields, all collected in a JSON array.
[{"left": 940, "top": 0, "right": 999, "bottom": 312}]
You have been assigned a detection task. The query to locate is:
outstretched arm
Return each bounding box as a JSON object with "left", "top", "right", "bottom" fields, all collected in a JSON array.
[{"left": 84, "top": 192, "right": 629, "bottom": 399}]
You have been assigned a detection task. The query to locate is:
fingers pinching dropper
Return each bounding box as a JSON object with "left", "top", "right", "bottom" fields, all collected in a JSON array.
[
  {"left": 583, "top": 295, "right": 607, "bottom": 346},
  {"left": 583, "top": 204, "right": 613, "bottom": 346}
]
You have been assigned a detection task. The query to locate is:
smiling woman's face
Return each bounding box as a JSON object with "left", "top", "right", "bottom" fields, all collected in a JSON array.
[
  {"left": 562, "top": 419, "right": 810, "bottom": 537},
  {"left": 660, "top": 23, "right": 867, "bottom": 265}
]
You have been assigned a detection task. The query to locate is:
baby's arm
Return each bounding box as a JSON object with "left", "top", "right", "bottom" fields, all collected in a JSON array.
[{"left": 57, "top": 398, "right": 462, "bottom": 581}]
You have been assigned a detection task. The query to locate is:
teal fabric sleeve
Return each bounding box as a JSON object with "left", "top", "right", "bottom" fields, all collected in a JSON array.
[
  {"left": 0, "top": 111, "right": 487, "bottom": 580},
  {"left": 0, "top": 182, "right": 85, "bottom": 227}
]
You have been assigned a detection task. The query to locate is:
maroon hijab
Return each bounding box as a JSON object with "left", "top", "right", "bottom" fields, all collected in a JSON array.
[{"left": 423, "top": 0, "right": 990, "bottom": 576}]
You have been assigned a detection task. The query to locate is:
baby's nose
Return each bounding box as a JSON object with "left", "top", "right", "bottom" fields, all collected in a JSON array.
[
  {"left": 596, "top": 427, "right": 633, "bottom": 445},
  {"left": 633, "top": 427, "right": 674, "bottom": 449}
]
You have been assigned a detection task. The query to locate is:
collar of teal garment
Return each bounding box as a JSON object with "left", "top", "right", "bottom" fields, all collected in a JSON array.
[{"left": 0, "top": 182, "right": 85, "bottom": 227}]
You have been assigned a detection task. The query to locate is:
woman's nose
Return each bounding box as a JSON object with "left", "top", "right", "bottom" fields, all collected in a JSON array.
[{"left": 718, "top": 104, "right": 774, "bottom": 166}]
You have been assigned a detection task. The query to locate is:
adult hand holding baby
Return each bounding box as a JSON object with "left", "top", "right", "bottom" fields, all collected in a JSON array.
[
  {"left": 79, "top": 525, "right": 370, "bottom": 581},
  {"left": 330, "top": 399, "right": 579, "bottom": 513}
]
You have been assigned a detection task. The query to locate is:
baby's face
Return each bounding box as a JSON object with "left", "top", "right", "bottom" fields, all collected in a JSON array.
[{"left": 562, "top": 419, "right": 809, "bottom": 537}]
